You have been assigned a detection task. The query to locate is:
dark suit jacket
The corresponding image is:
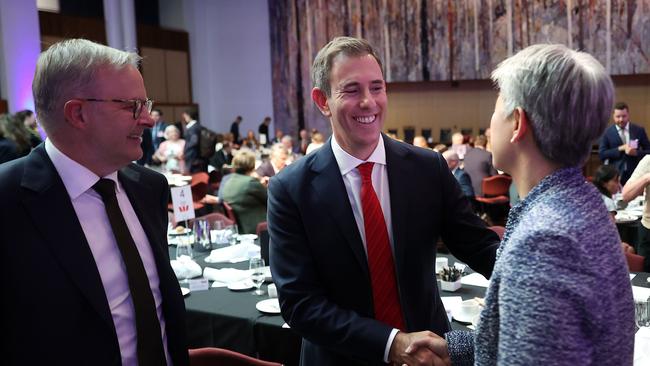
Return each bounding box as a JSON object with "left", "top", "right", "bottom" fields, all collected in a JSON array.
[
  {"left": 462, "top": 147, "right": 497, "bottom": 196},
  {"left": 0, "top": 145, "right": 189, "bottom": 366},
  {"left": 0, "top": 137, "right": 18, "bottom": 164},
  {"left": 268, "top": 136, "right": 499, "bottom": 365},
  {"left": 184, "top": 121, "right": 205, "bottom": 173},
  {"left": 255, "top": 160, "right": 275, "bottom": 178},
  {"left": 453, "top": 168, "right": 475, "bottom": 198},
  {"left": 152, "top": 121, "right": 168, "bottom": 151},
  {"left": 599, "top": 123, "right": 650, "bottom": 183}
]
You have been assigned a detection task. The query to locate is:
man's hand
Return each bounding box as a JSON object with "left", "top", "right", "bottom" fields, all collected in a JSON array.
[
  {"left": 624, "top": 144, "right": 638, "bottom": 156},
  {"left": 389, "top": 331, "right": 448, "bottom": 366},
  {"left": 401, "top": 331, "right": 451, "bottom": 366}
]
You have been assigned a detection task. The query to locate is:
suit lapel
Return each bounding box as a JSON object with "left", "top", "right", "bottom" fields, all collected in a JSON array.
[
  {"left": 384, "top": 136, "right": 412, "bottom": 277},
  {"left": 20, "top": 146, "right": 114, "bottom": 330},
  {"left": 310, "top": 140, "right": 369, "bottom": 274}
]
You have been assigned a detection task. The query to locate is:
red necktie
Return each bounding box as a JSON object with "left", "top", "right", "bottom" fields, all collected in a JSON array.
[{"left": 357, "top": 162, "right": 405, "bottom": 330}]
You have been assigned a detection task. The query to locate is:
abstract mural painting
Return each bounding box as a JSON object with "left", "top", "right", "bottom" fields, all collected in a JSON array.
[{"left": 269, "top": 0, "right": 650, "bottom": 135}]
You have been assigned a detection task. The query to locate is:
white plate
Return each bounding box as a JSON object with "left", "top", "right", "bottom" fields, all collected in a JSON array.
[
  {"left": 169, "top": 228, "right": 192, "bottom": 236},
  {"left": 181, "top": 287, "right": 190, "bottom": 296},
  {"left": 238, "top": 234, "right": 258, "bottom": 241},
  {"left": 256, "top": 298, "right": 281, "bottom": 314},
  {"left": 452, "top": 311, "right": 478, "bottom": 324},
  {"left": 227, "top": 280, "right": 254, "bottom": 291}
]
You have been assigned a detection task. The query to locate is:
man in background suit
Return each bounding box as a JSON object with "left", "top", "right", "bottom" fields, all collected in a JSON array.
[
  {"left": 599, "top": 102, "right": 650, "bottom": 184},
  {"left": 0, "top": 39, "right": 188, "bottom": 365},
  {"left": 182, "top": 107, "right": 206, "bottom": 173},
  {"left": 256, "top": 143, "right": 288, "bottom": 179},
  {"left": 150, "top": 108, "right": 168, "bottom": 152},
  {"left": 230, "top": 115, "right": 243, "bottom": 145},
  {"left": 443, "top": 150, "right": 475, "bottom": 198},
  {"left": 463, "top": 135, "right": 497, "bottom": 196},
  {"left": 268, "top": 36, "right": 499, "bottom": 366}
]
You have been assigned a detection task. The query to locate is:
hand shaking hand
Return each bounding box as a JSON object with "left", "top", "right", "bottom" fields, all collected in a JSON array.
[{"left": 389, "top": 331, "right": 451, "bottom": 366}]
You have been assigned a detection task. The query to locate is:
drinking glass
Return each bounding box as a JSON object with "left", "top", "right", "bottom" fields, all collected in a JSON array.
[
  {"left": 175, "top": 239, "right": 193, "bottom": 284},
  {"left": 212, "top": 220, "right": 228, "bottom": 245},
  {"left": 228, "top": 224, "right": 239, "bottom": 246},
  {"left": 193, "top": 219, "right": 211, "bottom": 251},
  {"left": 249, "top": 257, "right": 266, "bottom": 295},
  {"left": 636, "top": 297, "right": 650, "bottom": 329}
]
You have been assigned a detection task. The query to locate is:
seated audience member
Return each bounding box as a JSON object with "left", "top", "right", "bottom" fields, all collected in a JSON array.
[
  {"left": 153, "top": 125, "right": 185, "bottom": 173},
  {"left": 305, "top": 131, "right": 325, "bottom": 154},
  {"left": 463, "top": 134, "right": 498, "bottom": 196},
  {"left": 298, "top": 128, "right": 310, "bottom": 154},
  {"left": 221, "top": 150, "right": 268, "bottom": 234},
  {"left": 256, "top": 143, "right": 288, "bottom": 178},
  {"left": 443, "top": 150, "right": 474, "bottom": 198},
  {"left": 593, "top": 165, "right": 621, "bottom": 219},
  {"left": 0, "top": 114, "right": 19, "bottom": 164},
  {"left": 242, "top": 129, "right": 260, "bottom": 150},
  {"left": 271, "top": 129, "right": 283, "bottom": 144},
  {"left": 622, "top": 154, "right": 650, "bottom": 262},
  {"left": 406, "top": 44, "right": 634, "bottom": 365},
  {"left": 413, "top": 135, "right": 429, "bottom": 149},
  {"left": 14, "top": 109, "right": 42, "bottom": 148},
  {"left": 485, "top": 127, "right": 492, "bottom": 152},
  {"left": 281, "top": 135, "right": 298, "bottom": 163},
  {"left": 209, "top": 140, "right": 233, "bottom": 172},
  {"left": 1, "top": 112, "right": 33, "bottom": 157},
  {"left": 450, "top": 132, "right": 468, "bottom": 159}
]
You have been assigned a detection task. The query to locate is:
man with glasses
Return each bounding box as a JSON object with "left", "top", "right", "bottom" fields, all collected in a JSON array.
[{"left": 0, "top": 39, "right": 188, "bottom": 365}]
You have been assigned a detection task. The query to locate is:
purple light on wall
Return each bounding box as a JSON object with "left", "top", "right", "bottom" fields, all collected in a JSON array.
[{"left": 0, "top": 0, "right": 41, "bottom": 114}]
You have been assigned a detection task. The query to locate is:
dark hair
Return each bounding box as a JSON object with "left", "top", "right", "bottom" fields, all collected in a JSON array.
[
  {"left": 184, "top": 107, "right": 199, "bottom": 121},
  {"left": 0, "top": 113, "right": 31, "bottom": 154},
  {"left": 593, "top": 165, "right": 619, "bottom": 197},
  {"left": 151, "top": 108, "right": 163, "bottom": 115},
  {"left": 614, "top": 102, "right": 629, "bottom": 111},
  {"left": 14, "top": 109, "right": 34, "bottom": 122}
]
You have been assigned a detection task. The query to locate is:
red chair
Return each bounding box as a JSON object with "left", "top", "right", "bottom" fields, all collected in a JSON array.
[
  {"left": 488, "top": 225, "right": 505, "bottom": 240},
  {"left": 475, "top": 175, "right": 512, "bottom": 205},
  {"left": 625, "top": 252, "right": 645, "bottom": 272},
  {"left": 189, "top": 347, "right": 281, "bottom": 366},
  {"left": 256, "top": 221, "right": 270, "bottom": 263},
  {"left": 222, "top": 201, "right": 238, "bottom": 226},
  {"left": 189, "top": 212, "right": 234, "bottom": 228}
]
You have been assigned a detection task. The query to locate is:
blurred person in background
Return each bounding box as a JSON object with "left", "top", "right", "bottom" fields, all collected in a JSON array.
[
  {"left": 306, "top": 131, "right": 325, "bottom": 154},
  {"left": 14, "top": 109, "right": 42, "bottom": 148},
  {"left": 0, "top": 114, "right": 19, "bottom": 164},
  {"left": 153, "top": 125, "right": 185, "bottom": 173}
]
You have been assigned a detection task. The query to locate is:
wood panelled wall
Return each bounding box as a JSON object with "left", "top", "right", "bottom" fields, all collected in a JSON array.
[{"left": 38, "top": 11, "right": 195, "bottom": 123}]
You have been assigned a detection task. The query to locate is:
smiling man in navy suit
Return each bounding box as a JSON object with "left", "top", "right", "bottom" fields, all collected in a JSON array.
[
  {"left": 268, "top": 36, "right": 499, "bottom": 366},
  {"left": 599, "top": 102, "right": 650, "bottom": 184},
  {"left": 0, "top": 39, "right": 188, "bottom": 366}
]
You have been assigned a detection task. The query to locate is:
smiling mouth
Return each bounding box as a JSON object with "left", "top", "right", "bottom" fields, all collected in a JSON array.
[{"left": 354, "top": 115, "right": 376, "bottom": 124}]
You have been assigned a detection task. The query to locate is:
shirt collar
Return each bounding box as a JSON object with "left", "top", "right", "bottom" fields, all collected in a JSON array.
[
  {"left": 186, "top": 120, "right": 197, "bottom": 129},
  {"left": 331, "top": 134, "right": 386, "bottom": 176},
  {"left": 617, "top": 123, "right": 629, "bottom": 132},
  {"left": 45, "top": 139, "right": 120, "bottom": 199}
]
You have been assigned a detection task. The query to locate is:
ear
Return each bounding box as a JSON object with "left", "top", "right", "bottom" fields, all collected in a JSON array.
[
  {"left": 510, "top": 107, "right": 529, "bottom": 143},
  {"left": 63, "top": 99, "right": 87, "bottom": 129},
  {"left": 311, "top": 88, "right": 331, "bottom": 117}
]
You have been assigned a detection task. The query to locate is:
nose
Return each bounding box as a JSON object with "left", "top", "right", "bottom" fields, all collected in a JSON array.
[
  {"left": 137, "top": 109, "right": 154, "bottom": 128},
  {"left": 359, "top": 89, "right": 376, "bottom": 109}
]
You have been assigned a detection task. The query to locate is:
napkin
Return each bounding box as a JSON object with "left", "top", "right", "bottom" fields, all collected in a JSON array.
[
  {"left": 170, "top": 258, "right": 202, "bottom": 280},
  {"left": 204, "top": 243, "right": 261, "bottom": 263},
  {"left": 461, "top": 273, "right": 490, "bottom": 288},
  {"left": 634, "top": 327, "right": 650, "bottom": 366},
  {"left": 203, "top": 267, "right": 251, "bottom": 287}
]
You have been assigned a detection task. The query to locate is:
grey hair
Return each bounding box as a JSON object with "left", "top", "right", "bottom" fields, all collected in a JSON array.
[
  {"left": 311, "top": 36, "right": 384, "bottom": 97},
  {"left": 442, "top": 150, "right": 459, "bottom": 162},
  {"left": 32, "top": 38, "right": 142, "bottom": 132},
  {"left": 270, "top": 143, "right": 288, "bottom": 158},
  {"left": 491, "top": 44, "right": 614, "bottom": 167}
]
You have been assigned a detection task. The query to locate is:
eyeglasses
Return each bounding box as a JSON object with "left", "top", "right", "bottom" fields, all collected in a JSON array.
[{"left": 79, "top": 98, "right": 154, "bottom": 120}]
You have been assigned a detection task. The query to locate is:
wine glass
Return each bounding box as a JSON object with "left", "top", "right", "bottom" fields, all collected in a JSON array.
[
  {"left": 175, "top": 237, "right": 193, "bottom": 284},
  {"left": 228, "top": 224, "right": 239, "bottom": 246},
  {"left": 249, "top": 257, "right": 266, "bottom": 295},
  {"left": 636, "top": 297, "right": 650, "bottom": 329}
]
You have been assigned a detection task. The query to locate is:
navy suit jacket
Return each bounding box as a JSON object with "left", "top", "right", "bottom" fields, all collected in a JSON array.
[
  {"left": 599, "top": 123, "right": 650, "bottom": 183},
  {"left": 268, "top": 135, "right": 499, "bottom": 365},
  {"left": 453, "top": 168, "right": 475, "bottom": 198},
  {"left": 0, "top": 145, "right": 189, "bottom": 366},
  {"left": 184, "top": 121, "right": 204, "bottom": 173}
]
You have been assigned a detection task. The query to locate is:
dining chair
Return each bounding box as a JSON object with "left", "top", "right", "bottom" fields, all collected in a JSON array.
[
  {"left": 189, "top": 347, "right": 281, "bottom": 366},
  {"left": 189, "top": 212, "right": 234, "bottom": 228},
  {"left": 625, "top": 251, "right": 645, "bottom": 272},
  {"left": 222, "top": 200, "right": 238, "bottom": 226},
  {"left": 256, "top": 221, "right": 269, "bottom": 263},
  {"left": 475, "top": 175, "right": 512, "bottom": 225}
]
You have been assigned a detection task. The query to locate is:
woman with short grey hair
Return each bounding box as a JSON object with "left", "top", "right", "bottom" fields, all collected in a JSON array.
[{"left": 405, "top": 44, "right": 634, "bottom": 365}]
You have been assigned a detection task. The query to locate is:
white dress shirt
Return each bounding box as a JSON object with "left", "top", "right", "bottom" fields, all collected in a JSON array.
[
  {"left": 616, "top": 123, "right": 629, "bottom": 144},
  {"left": 45, "top": 139, "right": 171, "bottom": 366},
  {"left": 330, "top": 134, "right": 399, "bottom": 362}
]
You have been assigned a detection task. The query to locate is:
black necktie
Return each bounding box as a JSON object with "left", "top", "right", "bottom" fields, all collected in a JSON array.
[{"left": 93, "top": 179, "right": 167, "bottom": 366}]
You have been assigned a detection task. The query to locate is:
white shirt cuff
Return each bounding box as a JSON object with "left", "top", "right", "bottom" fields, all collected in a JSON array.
[{"left": 383, "top": 328, "right": 400, "bottom": 363}]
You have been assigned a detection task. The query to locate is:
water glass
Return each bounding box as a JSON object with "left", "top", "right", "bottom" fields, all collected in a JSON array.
[
  {"left": 175, "top": 242, "right": 193, "bottom": 283},
  {"left": 228, "top": 224, "right": 239, "bottom": 246},
  {"left": 249, "top": 257, "right": 266, "bottom": 295},
  {"left": 211, "top": 220, "right": 229, "bottom": 245},
  {"left": 636, "top": 298, "right": 650, "bottom": 329},
  {"left": 193, "top": 219, "right": 211, "bottom": 251}
]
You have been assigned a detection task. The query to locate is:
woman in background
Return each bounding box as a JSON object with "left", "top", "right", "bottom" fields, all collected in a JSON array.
[
  {"left": 592, "top": 164, "right": 621, "bottom": 218},
  {"left": 221, "top": 150, "right": 267, "bottom": 234},
  {"left": 153, "top": 125, "right": 185, "bottom": 173}
]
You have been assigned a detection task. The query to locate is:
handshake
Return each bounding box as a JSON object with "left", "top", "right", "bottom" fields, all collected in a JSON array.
[{"left": 389, "top": 331, "right": 451, "bottom": 366}]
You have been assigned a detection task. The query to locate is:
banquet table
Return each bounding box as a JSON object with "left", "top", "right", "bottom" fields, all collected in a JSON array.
[{"left": 173, "top": 248, "right": 650, "bottom": 365}]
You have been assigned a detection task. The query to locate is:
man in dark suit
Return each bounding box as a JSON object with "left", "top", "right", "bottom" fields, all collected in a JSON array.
[
  {"left": 255, "top": 143, "right": 288, "bottom": 179},
  {"left": 268, "top": 36, "right": 498, "bottom": 366},
  {"left": 150, "top": 108, "right": 168, "bottom": 152},
  {"left": 599, "top": 102, "right": 650, "bottom": 184},
  {"left": 182, "top": 107, "right": 206, "bottom": 173},
  {"left": 258, "top": 116, "right": 271, "bottom": 146},
  {"left": 209, "top": 140, "right": 233, "bottom": 173},
  {"left": 0, "top": 39, "right": 188, "bottom": 366},
  {"left": 230, "top": 115, "right": 243, "bottom": 145},
  {"left": 463, "top": 135, "right": 497, "bottom": 196},
  {"left": 443, "top": 150, "right": 475, "bottom": 198}
]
